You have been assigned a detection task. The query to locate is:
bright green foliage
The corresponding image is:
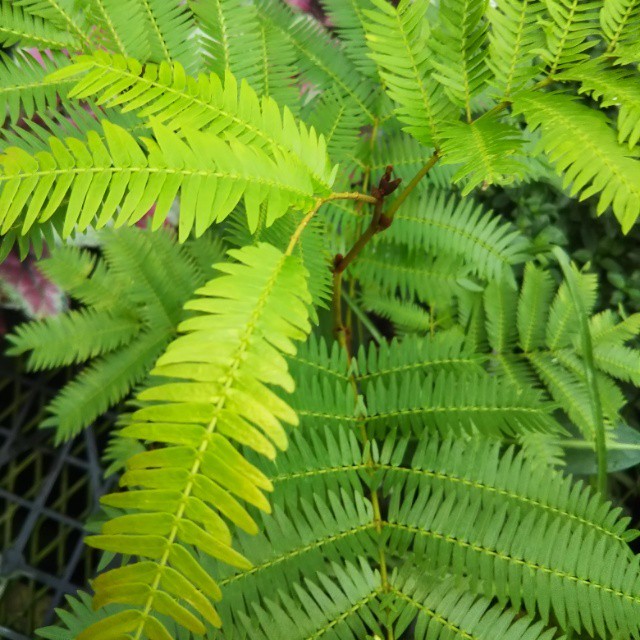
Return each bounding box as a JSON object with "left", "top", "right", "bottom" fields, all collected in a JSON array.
[
  {"left": 512, "top": 91, "right": 640, "bottom": 233},
  {"left": 79, "top": 243, "right": 312, "bottom": 639},
  {"left": 439, "top": 116, "right": 528, "bottom": 193},
  {"left": 364, "top": 0, "right": 454, "bottom": 146},
  {"left": 557, "top": 58, "right": 640, "bottom": 148},
  {"left": 0, "top": 1, "right": 76, "bottom": 49},
  {"left": 541, "top": 0, "right": 601, "bottom": 73},
  {"left": 0, "top": 118, "right": 321, "bottom": 240},
  {"left": 430, "top": 0, "right": 491, "bottom": 117},
  {"left": 0, "top": 50, "right": 72, "bottom": 124},
  {"left": 488, "top": 0, "right": 545, "bottom": 97},
  {"left": 600, "top": 0, "right": 640, "bottom": 54},
  {"left": 2, "top": 1, "right": 640, "bottom": 639},
  {"left": 14, "top": 0, "right": 91, "bottom": 48},
  {"left": 7, "top": 227, "right": 223, "bottom": 441},
  {"left": 50, "top": 52, "right": 335, "bottom": 189},
  {"left": 85, "top": 0, "right": 152, "bottom": 60},
  {"left": 466, "top": 263, "right": 640, "bottom": 440}
]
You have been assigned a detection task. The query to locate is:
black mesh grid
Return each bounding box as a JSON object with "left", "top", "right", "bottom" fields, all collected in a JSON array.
[{"left": 0, "top": 358, "right": 113, "bottom": 638}]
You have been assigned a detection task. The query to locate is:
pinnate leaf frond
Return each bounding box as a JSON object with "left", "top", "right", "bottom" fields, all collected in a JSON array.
[
  {"left": 512, "top": 90, "right": 640, "bottom": 232},
  {"left": 82, "top": 242, "right": 313, "bottom": 639}
]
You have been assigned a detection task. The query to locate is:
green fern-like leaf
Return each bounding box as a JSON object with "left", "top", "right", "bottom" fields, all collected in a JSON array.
[
  {"left": 85, "top": 0, "right": 152, "bottom": 60},
  {"left": 430, "top": 0, "right": 491, "bottom": 118},
  {"left": 360, "top": 289, "right": 434, "bottom": 335},
  {"left": 557, "top": 58, "right": 640, "bottom": 149},
  {"left": 0, "top": 0, "right": 76, "bottom": 49},
  {"left": 439, "top": 115, "right": 528, "bottom": 193},
  {"left": 255, "top": 0, "right": 377, "bottom": 121},
  {"left": 51, "top": 52, "right": 336, "bottom": 189},
  {"left": 7, "top": 227, "right": 221, "bottom": 441},
  {"left": 364, "top": 0, "right": 455, "bottom": 146},
  {"left": 487, "top": 0, "right": 546, "bottom": 97},
  {"left": 201, "top": 410, "right": 640, "bottom": 639},
  {"left": 82, "top": 242, "right": 312, "bottom": 639},
  {"left": 600, "top": 0, "right": 640, "bottom": 53},
  {"left": 307, "top": 88, "right": 365, "bottom": 164},
  {"left": 0, "top": 50, "right": 72, "bottom": 124},
  {"left": 321, "top": 0, "right": 377, "bottom": 78},
  {"left": 541, "top": 0, "right": 600, "bottom": 74},
  {"left": 191, "top": 0, "right": 262, "bottom": 88},
  {"left": 14, "top": 0, "right": 91, "bottom": 48},
  {"left": 381, "top": 187, "right": 529, "bottom": 283},
  {"left": 135, "top": 0, "right": 199, "bottom": 71},
  {"left": 512, "top": 90, "right": 640, "bottom": 232},
  {"left": 0, "top": 118, "right": 322, "bottom": 241}
]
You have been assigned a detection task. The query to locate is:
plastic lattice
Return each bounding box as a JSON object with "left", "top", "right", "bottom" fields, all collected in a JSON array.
[{"left": 0, "top": 357, "right": 113, "bottom": 639}]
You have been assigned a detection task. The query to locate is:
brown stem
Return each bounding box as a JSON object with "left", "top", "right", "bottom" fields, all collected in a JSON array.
[
  {"left": 384, "top": 150, "right": 440, "bottom": 221},
  {"left": 383, "top": 76, "right": 557, "bottom": 222}
]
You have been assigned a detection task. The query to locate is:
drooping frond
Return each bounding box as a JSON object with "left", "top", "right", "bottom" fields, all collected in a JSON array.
[
  {"left": 545, "top": 268, "right": 598, "bottom": 351},
  {"left": 516, "top": 263, "right": 556, "bottom": 352},
  {"left": 487, "top": 0, "right": 545, "bottom": 97},
  {"left": 600, "top": 0, "right": 640, "bottom": 53},
  {"left": 307, "top": 88, "right": 365, "bottom": 163},
  {"left": 255, "top": 0, "right": 376, "bottom": 121},
  {"left": 52, "top": 53, "right": 336, "bottom": 189},
  {"left": 354, "top": 242, "right": 467, "bottom": 307},
  {"left": 512, "top": 90, "right": 640, "bottom": 232},
  {"left": 0, "top": 118, "right": 322, "bottom": 242},
  {"left": 14, "top": 0, "right": 91, "bottom": 49},
  {"left": 85, "top": 0, "right": 151, "bottom": 60},
  {"left": 468, "top": 263, "right": 640, "bottom": 438},
  {"left": 191, "top": 0, "right": 262, "bottom": 87},
  {"left": 439, "top": 115, "right": 528, "bottom": 193},
  {"left": 541, "top": 0, "right": 600, "bottom": 74},
  {"left": 355, "top": 330, "right": 484, "bottom": 387},
  {"left": 484, "top": 278, "right": 518, "bottom": 352},
  {"left": 0, "top": 0, "right": 76, "bottom": 49},
  {"left": 430, "top": 0, "right": 491, "bottom": 118},
  {"left": 321, "top": 0, "right": 377, "bottom": 78},
  {"left": 255, "top": 13, "right": 300, "bottom": 113},
  {"left": 82, "top": 243, "right": 313, "bottom": 639},
  {"left": 364, "top": 370, "right": 561, "bottom": 437},
  {"left": 7, "top": 307, "right": 141, "bottom": 370},
  {"left": 557, "top": 58, "right": 640, "bottom": 149},
  {"left": 7, "top": 227, "right": 222, "bottom": 441},
  {"left": 134, "top": 0, "right": 199, "bottom": 72},
  {"left": 360, "top": 289, "right": 433, "bottom": 335},
  {"left": 384, "top": 189, "right": 530, "bottom": 284},
  {"left": 364, "top": 0, "right": 454, "bottom": 146},
  {"left": 0, "top": 51, "right": 72, "bottom": 124}
]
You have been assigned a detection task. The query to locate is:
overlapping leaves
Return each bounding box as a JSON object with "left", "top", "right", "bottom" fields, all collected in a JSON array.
[{"left": 80, "top": 243, "right": 312, "bottom": 639}]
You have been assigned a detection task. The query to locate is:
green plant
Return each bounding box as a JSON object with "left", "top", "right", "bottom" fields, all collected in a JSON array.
[{"left": 3, "top": 0, "right": 640, "bottom": 638}]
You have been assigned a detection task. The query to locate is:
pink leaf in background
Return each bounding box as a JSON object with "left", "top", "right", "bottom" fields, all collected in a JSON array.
[
  {"left": 0, "top": 251, "right": 66, "bottom": 321},
  {"left": 285, "top": 0, "right": 313, "bottom": 9}
]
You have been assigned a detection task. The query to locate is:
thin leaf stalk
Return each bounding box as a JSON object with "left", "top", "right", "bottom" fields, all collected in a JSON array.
[{"left": 553, "top": 247, "right": 608, "bottom": 495}]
